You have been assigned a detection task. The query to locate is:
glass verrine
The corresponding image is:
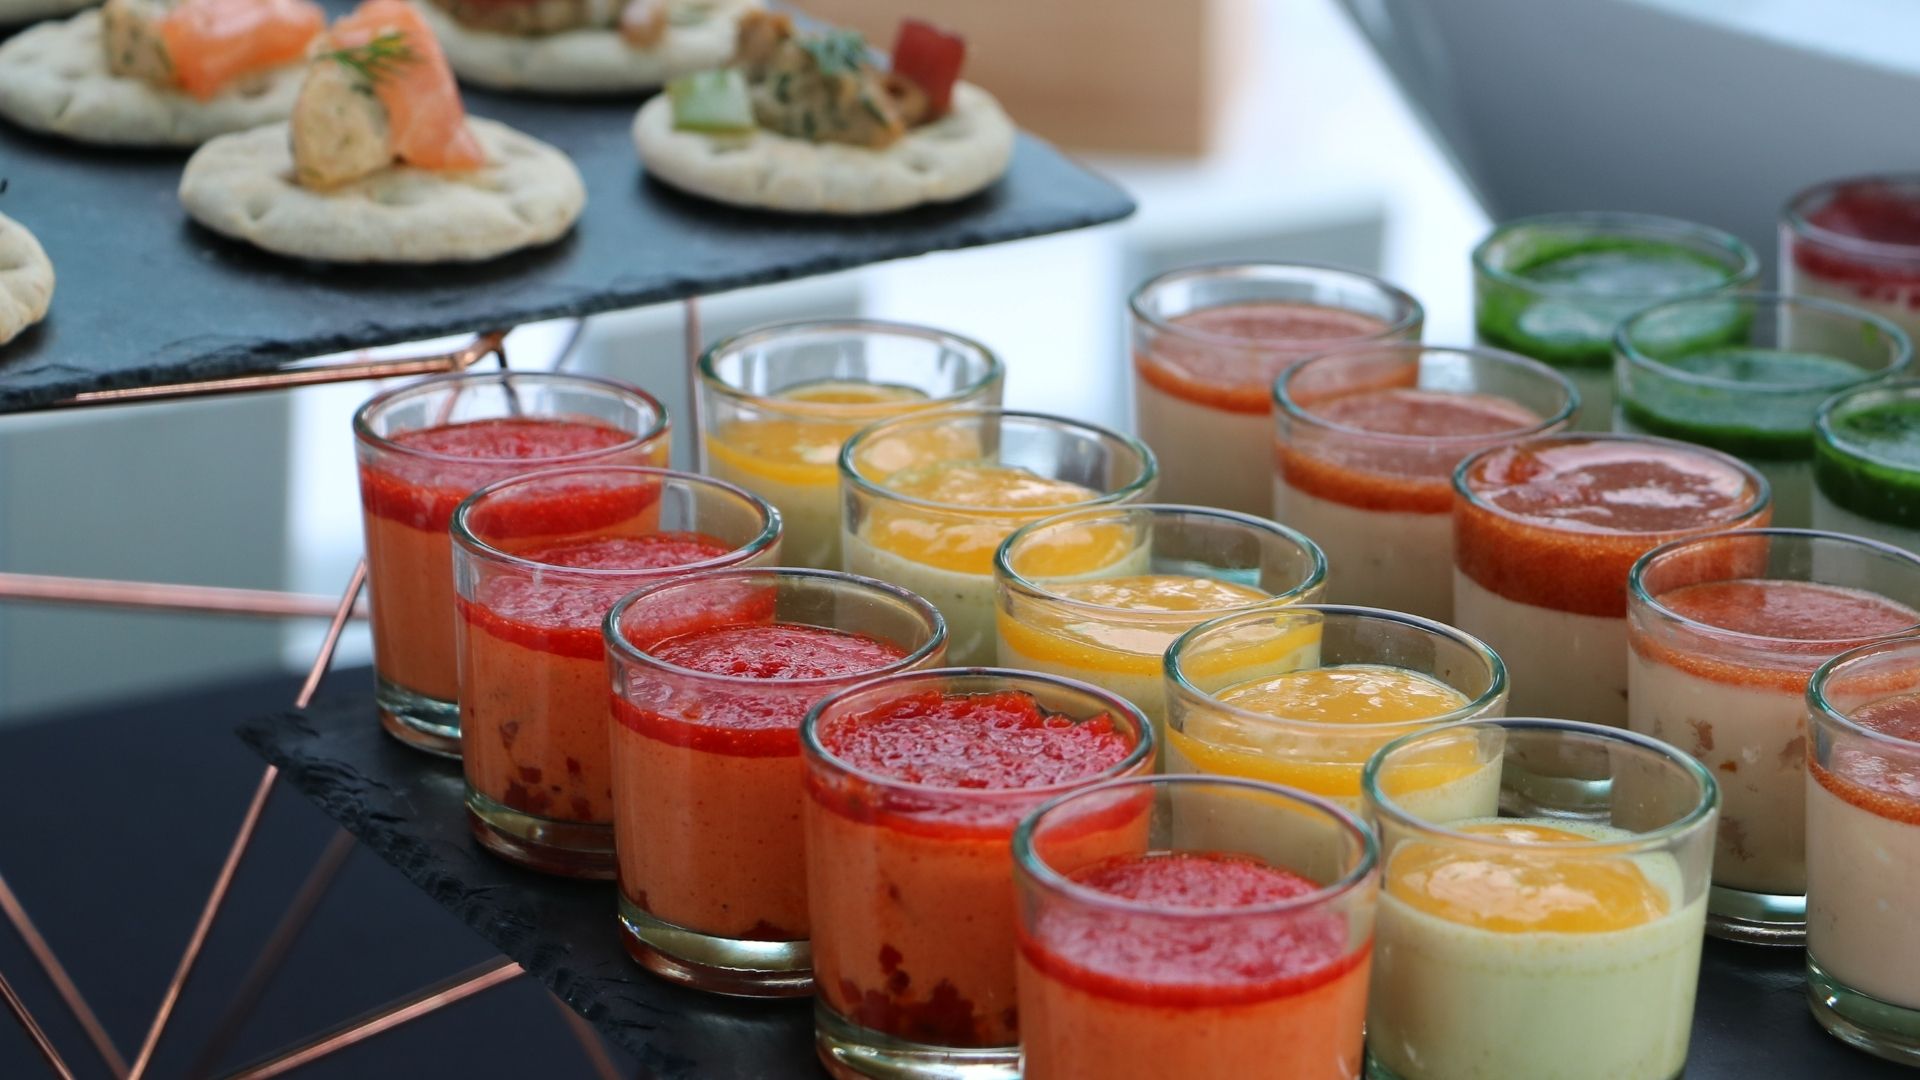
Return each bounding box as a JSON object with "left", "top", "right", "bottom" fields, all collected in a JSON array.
[
  {"left": 1806, "top": 637, "right": 1920, "bottom": 1065},
  {"left": 1628, "top": 528, "right": 1920, "bottom": 943},
  {"left": 1615, "top": 292, "right": 1911, "bottom": 527},
  {"left": 1813, "top": 380, "right": 1920, "bottom": 556},
  {"left": 1473, "top": 211, "right": 1759, "bottom": 429},
  {"left": 994, "top": 504, "right": 1326, "bottom": 732},
  {"left": 1163, "top": 604, "right": 1506, "bottom": 813},
  {"left": 355, "top": 372, "right": 669, "bottom": 756},
  {"left": 1012, "top": 776, "right": 1377, "bottom": 1080},
  {"left": 1452, "top": 433, "right": 1772, "bottom": 727},
  {"left": 802, "top": 668, "right": 1155, "bottom": 1080},
  {"left": 1362, "top": 718, "right": 1719, "bottom": 1080},
  {"left": 1129, "top": 262, "right": 1423, "bottom": 515},
  {"left": 606, "top": 567, "right": 945, "bottom": 996},
  {"left": 698, "top": 320, "right": 1004, "bottom": 569},
  {"left": 1273, "top": 342, "right": 1577, "bottom": 620},
  {"left": 1783, "top": 173, "right": 1920, "bottom": 349},
  {"left": 840, "top": 408, "right": 1157, "bottom": 665},
  {"left": 451, "top": 466, "right": 777, "bottom": 878}
]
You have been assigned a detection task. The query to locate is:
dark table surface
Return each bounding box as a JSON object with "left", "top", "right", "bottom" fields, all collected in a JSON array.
[
  {"left": 230, "top": 684, "right": 1909, "bottom": 1080},
  {"left": 0, "top": 18, "right": 1132, "bottom": 413}
]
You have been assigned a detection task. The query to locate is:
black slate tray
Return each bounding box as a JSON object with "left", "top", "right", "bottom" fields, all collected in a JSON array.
[
  {"left": 239, "top": 693, "right": 1910, "bottom": 1079},
  {"left": 0, "top": 18, "right": 1132, "bottom": 413}
]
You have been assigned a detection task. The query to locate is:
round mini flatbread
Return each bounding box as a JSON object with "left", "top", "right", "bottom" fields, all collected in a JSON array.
[
  {"left": 0, "top": 213, "right": 55, "bottom": 346},
  {"left": 633, "top": 81, "right": 1015, "bottom": 215},
  {"left": 179, "top": 116, "right": 585, "bottom": 263},
  {"left": 0, "top": 9, "right": 303, "bottom": 147},
  {"left": 417, "top": 0, "right": 754, "bottom": 95},
  {"left": 0, "top": 0, "right": 94, "bottom": 29}
]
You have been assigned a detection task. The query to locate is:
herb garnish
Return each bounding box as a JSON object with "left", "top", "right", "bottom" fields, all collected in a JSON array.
[
  {"left": 327, "top": 31, "right": 415, "bottom": 86},
  {"left": 798, "top": 30, "right": 868, "bottom": 77}
]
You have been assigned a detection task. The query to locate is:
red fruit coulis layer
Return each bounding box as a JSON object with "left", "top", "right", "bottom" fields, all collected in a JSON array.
[
  {"left": 1280, "top": 388, "right": 1543, "bottom": 512},
  {"left": 1139, "top": 302, "right": 1392, "bottom": 413},
  {"left": 1814, "top": 691, "right": 1920, "bottom": 825},
  {"left": 1793, "top": 181, "right": 1920, "bottom": 305},
  {"left": 359, "top": 418, "right": 638, "bottom": 530},
  {"left": 1634, "top": 580, "right": 1920, "bottom": 692},
  {"left": 1020, "top": 851, "right": 1363, "bottom": 1008}
]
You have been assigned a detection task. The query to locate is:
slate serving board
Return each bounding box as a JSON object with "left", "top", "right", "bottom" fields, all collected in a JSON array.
[
  {"left": 240, "top": 694, "right": 1911, "bottom": 1079},
  {"left": 0, "top": 16, "right": 1132, "bottom": 413}
]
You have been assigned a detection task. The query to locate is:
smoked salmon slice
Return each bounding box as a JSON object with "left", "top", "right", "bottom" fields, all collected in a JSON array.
[
  {"left": 158, "top": 0, "right": 326, "bottom": 101},
  {"left": 327, "top": 0, "right": 486, "bottom": 170}
]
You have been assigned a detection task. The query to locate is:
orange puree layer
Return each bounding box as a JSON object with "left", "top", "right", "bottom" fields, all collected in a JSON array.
[
  {"left": 1632, "top": 580, "right": 1920, "bottom": 692},
  {"left": 612, "top": 623, "right": 907, "bottom": 940},
  {"left": 1387, "top": 822, "right": 1670, "bottom": 933},
  {"left": 807, "top": 691, "right": 1145, "bottom": 1048},
  {"left": 865, "top": 464, "right": 1104, "bottom": 574},
  {"left": 1814, "top": 693, "right": 1920, "bottom": 827},
  {"left": 1280, "top": 389, "right": 1543, "bottom": 513},
  {"left": 1455, "top": 438, "right": 1766, "bottom": 616},
  {"left": 1138, "top": 303, "right": 1391, "bottom": 413}
]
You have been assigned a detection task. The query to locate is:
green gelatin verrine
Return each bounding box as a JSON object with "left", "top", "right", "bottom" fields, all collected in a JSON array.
[{"left": 1816, "top": 394, "right": 1920, "bottom": 527}]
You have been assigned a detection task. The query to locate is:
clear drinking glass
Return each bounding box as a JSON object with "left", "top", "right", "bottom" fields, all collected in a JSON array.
[
  {"left": 1163, "top": 605, "right": 1507, "bottom": 811},
  {"left": 1273, "top": 342, "right": 1577, "bottom": 620},
  {"left": 354, "top": 372, "right": 669, "bottom": 756},
  {"left": 1129, "top": 262, "right": 1422, "bottom": 515},
  {"left": 802, "top": 668, "right": 1155, "bottom": 1079},
  {"left": 1813, "top": 381, "right": 1920, "bottom": 557},
  {"left": 1012, "top": 775, "right": 1377, "bottom": 1080},
  {"left": 451, "top": 466, "right": 777, "bottom": 878},
  {"left": 1473, "top": 211, "right": 1759, "bottom": 429},
  {"left": 1363, "top": 718, "right": 1719, "bottom": 1080},
  {"left": 1628, "top": 528, "right": 1920, "bottom": 943},
  {"left": 1615, "top": 291, "right": 1911, "bottom": 526},
  {"left": 698, "top": 320, "right": 1004, "bottom": 569},
  {"left": 840, "top": 408, "right": 1157, "bottom": 665},
  {"left": 606, "top": 567, "right": 945, "bottom": 995},
  {"left": 1783, "top": 173, "right": 1920, "bottom": 350},
  {"left": 1806, "top": 636, "right": 1920, "bottom": 1065},
  {"left": 994, "top": 504, "right": 1326, "bottom": 732}
]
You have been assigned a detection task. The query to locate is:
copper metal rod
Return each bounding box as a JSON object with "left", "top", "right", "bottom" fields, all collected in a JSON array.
[
  {"left": 0, "top": 965, "right": 76, "bottom": 1080},
  {"left": 218, "top": 959, "right": 523, "bottom": 1080},
  {"left": 0, "top": 872, "right": 128, "bottom": 1077},
  {"left": 296, "top": 561, "right": 365, "bottom": 711},
  {"left": 184, "top": 830, "right": 356, "bottom": 1080},
  {"left": 48, "top": 332, "right": 509, "bottom": 410},
  {"left": 552, "top": 997, "right": 623, "bottom": 1080},
  {"left": 682, "top": 296, "right": 703, "bottom": 451},
  {"left": 0, "top": 573, "right": 369, "bottom": 621}
]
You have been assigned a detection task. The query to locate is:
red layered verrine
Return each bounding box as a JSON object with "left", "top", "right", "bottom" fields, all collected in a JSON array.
[
  {"left": 354, "top": 373, "right": 668, "bottom": 755},
  {"left": 452, "top": 467, "right": 777, "bottom": 878},
  {"left": 802, "top": 669, "right": 1154, "bottom": 1080},
  {"left": 607, "top": 568, "right": 946, "bottom": 996}
]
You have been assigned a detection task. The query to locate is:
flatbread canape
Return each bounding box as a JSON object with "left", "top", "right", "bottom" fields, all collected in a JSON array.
[
  {"left": 0, "top": 212, "right": 54, "bottom": 346},
  {"left": 415, "top": 0, "right": 757, "bottom": 95},
  {"left": 0, "top": 0, "right": 324, "bottom": 146},
  {"left": 633, "top": 13, "right": 1013, "bottom": 215},
  {"left": 178, "top": 0, "right": 585, "bottom": 263}
]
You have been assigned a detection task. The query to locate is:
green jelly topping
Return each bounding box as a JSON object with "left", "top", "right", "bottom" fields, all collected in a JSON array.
[
  {"left": 1816, "top": 396, "right": 1920, "bottom": 526},
  {"left": 1477, "top": 238, "right": 1738, "bottom": 368},
  {"left": 1622, "top": 348, "right": 1868, "bottom": 460}
]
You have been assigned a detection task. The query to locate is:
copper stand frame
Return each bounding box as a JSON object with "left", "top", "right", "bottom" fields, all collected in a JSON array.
[{"left": 0, "top": 303, "right": 705, "bottom": 1077}]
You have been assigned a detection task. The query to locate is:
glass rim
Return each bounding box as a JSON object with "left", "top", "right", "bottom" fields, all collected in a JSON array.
[
  {"left": 1362, "top": 717, "right": 1720, "bottom": 854},
  {"left": 992, "top": 503, "right": 1329, "bottom": 618},
  {"left": 1163, "top": 603, "right": 1509, "bottom": 733},
  {"left": 1808, "top": 635, "right": 1920, "bottom": 749},
  {"left": 1451, "top": 432, "right": 1773, "bottom": 536},
  {"left": 800, "top": 666, "right": 1156, "bottom": 800},
  {"left": 1613, "top": 290, "right": 1913, "bottom": 394},
  {"left": 1628, "top": 527, "right": 1920, "bottom": 650},
  {"left": 603, "top": 566, "right": 948, "bottom": 686},
  {"left": 449, "top": 464, "right": 781, "bottom": 577},
  {"left": 351, "top": 371, "right": 668, "bottom": 464},
  {"left": 1815, "top": 378, "right": 1920, "bottom": 476},
  {"left": 1011, "top": 774, "right": 1379, "bottom": 919},
  {"left": 695, "top": 318, "right": 1005, "bottom": 415},
  {"left": 1271, "top": 341, "right": 1580, "bottom": 445},
  {"left": 1784, "top": 173, "right": 1920, "bottom": 263},
  {"left": 1470, "top": 210, "right": 1760, "bottom": 300},
  {"left": 1125, "top": 260, "right": 1424, "bottom": 348},
  {"left": 837, "top": 407, "right": 1158, "bottom": 513}
]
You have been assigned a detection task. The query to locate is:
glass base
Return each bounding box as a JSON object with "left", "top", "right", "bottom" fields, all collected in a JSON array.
[
  {"left": 465, "top": 791, "right": 614, "bottom": 880},
  {"left": 1808, "top": 954, "right": 1920, "bottom": 1065},
  {"left": 813, "top": 1000, "right": 1018, "bottom": 1080},
  {"left": 1366, "top": 1053, "right": 1677, "bottom": 1080},
  {"left": 376, "top": 676, "right": 461, "bottom": 758},
  {"left": 1706, "top": 884, "right": 1805, "bottom": 945},
  {"left": 617, "top": 896, "right": 812, "bottom": 998}
]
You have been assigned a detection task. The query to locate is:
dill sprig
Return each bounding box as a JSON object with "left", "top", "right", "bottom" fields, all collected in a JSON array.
[
  {"left": 327, "top": 31, "right": 416, "bottom": 86},
  {"left": 798, "top": 30, "right": 869, "bottom": 77}
]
